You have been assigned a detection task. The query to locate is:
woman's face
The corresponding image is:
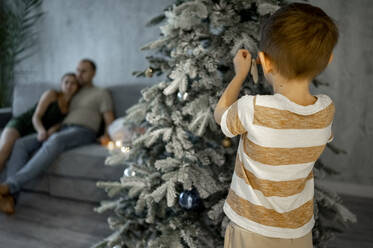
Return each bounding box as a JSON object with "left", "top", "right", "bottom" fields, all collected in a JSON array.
[{"left": 61, "top": 75, "right": 79, "bottom": 95}]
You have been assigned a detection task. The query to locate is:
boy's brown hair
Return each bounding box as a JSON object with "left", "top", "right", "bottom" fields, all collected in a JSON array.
[{"left": 259, "top": 3, "right": 339, "bottom": 80}]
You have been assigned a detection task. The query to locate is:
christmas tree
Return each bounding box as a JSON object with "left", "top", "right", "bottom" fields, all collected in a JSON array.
[{"left": 93, "top": 1, "right": 357, "bottom": 247}]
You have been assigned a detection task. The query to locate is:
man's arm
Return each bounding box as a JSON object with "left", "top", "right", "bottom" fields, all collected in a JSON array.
[
  {"left": 214, "top": 49, "right": 252, "bottom": 125},
  {"left": 99, "top": 111, "right": 115, "bottom": 145}
]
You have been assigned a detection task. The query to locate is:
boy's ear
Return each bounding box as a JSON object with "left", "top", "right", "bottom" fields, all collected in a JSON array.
[
  {"left": 328, "top": 53, "right": 334, "bottom": 65},
  {"left": 258, "top": 51, "right": 273, "bottom": 74}
]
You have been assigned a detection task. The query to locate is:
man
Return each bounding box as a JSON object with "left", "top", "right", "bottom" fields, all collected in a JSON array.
[{"left": 0, "top": 59, "right": 115, "bottom": 214}]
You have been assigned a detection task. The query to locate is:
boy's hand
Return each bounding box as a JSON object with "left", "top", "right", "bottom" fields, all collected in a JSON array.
[{"left": 233, "top": 49, "right": 252, "bottom": 79}]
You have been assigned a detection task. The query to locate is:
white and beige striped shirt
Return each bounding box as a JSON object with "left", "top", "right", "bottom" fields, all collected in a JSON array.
[{"left": 220, "top": 93, "right": 335, "bottom": 239}]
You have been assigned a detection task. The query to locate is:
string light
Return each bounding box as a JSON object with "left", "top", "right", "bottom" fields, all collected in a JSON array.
[
  {"left": 107, "top": 141, "right": 115, "bottom": 150},
  {"left": 121, "top": 146, "right": 130, "bottom": 153},
  {"left": 115, "top": 140, "right": 123, "bottom": 148},
  {"left": 107, "top": 140, "right": 131, "bottom": 154}
]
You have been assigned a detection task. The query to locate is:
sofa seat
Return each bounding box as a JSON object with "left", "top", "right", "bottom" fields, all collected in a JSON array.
[{"left": 22, "top": 144, "right": 124, "bottom": 202}]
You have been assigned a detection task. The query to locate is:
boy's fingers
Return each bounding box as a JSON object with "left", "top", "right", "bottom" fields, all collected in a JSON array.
[
  {"left": 241, "top": 50, "right": 252, "bottom": 60},
  {"left": 237, "top": 49, "right": 247, "bottom": 55},
  {"left": 239, "top": 49, "right": 248, "bottom": 56},
  {"left": 234, "top": 50, "right": 252, "bottom": 64},
  {"left": 236, "top": 49, "right": 250, "bottom": 59}
]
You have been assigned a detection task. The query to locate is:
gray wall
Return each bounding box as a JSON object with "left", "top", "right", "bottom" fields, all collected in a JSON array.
[
  {"left": 307, "top": 0, "right": 373, "bottom": 186},
  {"left": 16, "top": 0, "right": 373, "bottom": 187},
  {"left": 16, "top": 0, "right": 173, "bottom": 86}
]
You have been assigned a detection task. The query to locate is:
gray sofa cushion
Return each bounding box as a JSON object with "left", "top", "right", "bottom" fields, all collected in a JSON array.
[{"left": 49, "top": 144, "right": 123, "bottom": 181}]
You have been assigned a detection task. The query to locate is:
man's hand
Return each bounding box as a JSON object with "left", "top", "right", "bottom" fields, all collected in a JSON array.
[
  {"left": 37, "top": 130, "right": 48, "bottom": 142},
  {"left": 46, "top": 124, "right": 61, "bottom": 138},
  {"left": 99, "top": 135, "right": 111, "bottom": 146},
  {"left": 233, "top": 49, "right": 252, "bottom": 79},
  {"left": 99, "top": 111, "right": 115, "bottom": 146},
  {"left": 47, "top": 128, "right": 55, "bottom": 137}
]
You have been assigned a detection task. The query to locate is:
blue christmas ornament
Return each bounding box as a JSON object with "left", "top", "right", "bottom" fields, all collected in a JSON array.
[
  {"left": 186, "top": 131, "right": 200, "bottom": 144},
  {"left": 178, "top": 188, "right": 200, "bottom": 210},
  {"left": 200, "top": 39, "right": 211, "bottom": 49}
]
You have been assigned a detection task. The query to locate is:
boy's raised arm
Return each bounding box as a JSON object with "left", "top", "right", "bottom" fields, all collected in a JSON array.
[{"left": 214, "top": 49, "right": 252, "bottom": 125}]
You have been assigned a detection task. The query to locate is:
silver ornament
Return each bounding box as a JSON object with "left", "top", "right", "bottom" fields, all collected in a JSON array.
[
  {"left": 177, "top": 92, "right": 189, "bottom": 101},
  {"left": 177, "top": 92, "right": 183, "bottom": 100},
  {"left": 124, "top": 167, "right": 136, "bottom": 177}
]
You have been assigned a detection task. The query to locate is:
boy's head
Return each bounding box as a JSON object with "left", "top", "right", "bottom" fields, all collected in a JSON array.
[{"left": 258, "top": 3, "right": 339, "bottom": 81}]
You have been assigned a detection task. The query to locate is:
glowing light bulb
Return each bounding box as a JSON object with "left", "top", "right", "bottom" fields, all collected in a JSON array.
[
  {"left": 121, "top": 146, "right": 130, "bottom": 153},
  {"left": 107, "top": 141, "right": 115, "bottom": 150},
  {"left": 115, "top": 140, "right": 122, "bottom": 148}
]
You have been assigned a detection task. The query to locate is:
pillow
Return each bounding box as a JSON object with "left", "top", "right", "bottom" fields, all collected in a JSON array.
[
  {"left": 108, "top": 118, "right": 146, "bottom": 145},
  {"left": 108, "top": 117, "right": 133, "bottom": 145}
]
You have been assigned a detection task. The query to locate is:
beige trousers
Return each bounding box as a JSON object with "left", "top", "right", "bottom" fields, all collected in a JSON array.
[{"left": 224, "top": 222, "right": 313, "bottom": 248}]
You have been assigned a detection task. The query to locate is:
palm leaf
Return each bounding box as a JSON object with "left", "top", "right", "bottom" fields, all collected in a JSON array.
[{"left": 0, "top": 0, "right": 43, "bottom": 107}]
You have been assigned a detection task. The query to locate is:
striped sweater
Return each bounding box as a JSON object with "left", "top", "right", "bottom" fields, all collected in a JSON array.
[{"left": 220, "top": 93, "right": 335, "bottom": 239}]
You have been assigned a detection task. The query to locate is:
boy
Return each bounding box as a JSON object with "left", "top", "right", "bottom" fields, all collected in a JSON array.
[{"left": 214, "top": 3, "right": 338, "bottom": 248}]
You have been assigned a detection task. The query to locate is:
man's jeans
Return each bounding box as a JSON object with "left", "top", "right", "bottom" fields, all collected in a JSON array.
[{"left": 1, "top": 125, "right": 96, "bottom": 194}]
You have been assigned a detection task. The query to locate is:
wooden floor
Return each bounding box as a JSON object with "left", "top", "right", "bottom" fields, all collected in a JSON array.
[
  {"left": 327, "top": 194, "right": 373, "bottom": 248},
  {"left": 0, "top": 191, "right": 111, "bottom": 248},
  {"left": 0, "top": 192, "right": 372, "bottom": 248}
]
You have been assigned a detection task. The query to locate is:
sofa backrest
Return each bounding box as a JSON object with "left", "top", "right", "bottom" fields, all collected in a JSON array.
[
  {"left": 12, "top": 82, "right": 151, "bottom": 118},
  {"left": 107, "top": 84, "right": 150, "bottom": 118},
  {"left": 12, "top": 82, "right": 55, "bottom": 117}
]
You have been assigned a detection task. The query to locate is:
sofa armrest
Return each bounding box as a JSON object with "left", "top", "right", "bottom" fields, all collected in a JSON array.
[{"left": 0, "top": 108, "right": 12, "bottom": 128}]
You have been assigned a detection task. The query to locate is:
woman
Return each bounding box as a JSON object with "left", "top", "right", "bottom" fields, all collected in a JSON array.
[
  {"left": 0, "top": 73, "right": 79, "bottom": 214},
  {"left": 0, "top": 73, "right": 80, "bottom": 174}
]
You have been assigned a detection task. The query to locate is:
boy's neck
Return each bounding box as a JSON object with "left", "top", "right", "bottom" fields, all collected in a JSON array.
[{"left": 271, "top": 77, "right": 317, "bottom": 106}]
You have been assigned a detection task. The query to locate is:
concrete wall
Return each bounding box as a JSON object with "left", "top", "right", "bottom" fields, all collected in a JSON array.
[
  {"left": 15, "top": 0, "right": 373, "bottom": 190},
  {"left": 307, "top": 0, "right": 373, "bottom": 188},
  {"left": 16, "top": 0, "right": 173, "bottom": 86}
]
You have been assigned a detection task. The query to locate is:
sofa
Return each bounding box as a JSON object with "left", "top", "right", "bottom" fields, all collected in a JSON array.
[{"left": 0, "top": 82, "right": 150, "bottom": 202}]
